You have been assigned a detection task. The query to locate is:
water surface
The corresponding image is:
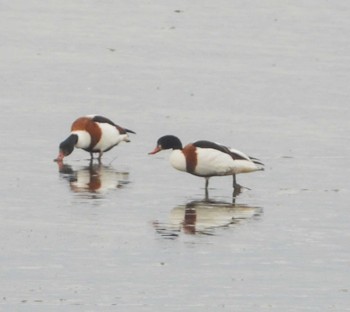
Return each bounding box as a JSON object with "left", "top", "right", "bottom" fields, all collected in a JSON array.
[{"left": 1, "top": 1, "right": 349, "bottom": 311}]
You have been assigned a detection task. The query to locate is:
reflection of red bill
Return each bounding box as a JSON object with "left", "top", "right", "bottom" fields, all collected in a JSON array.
[
  {"left": 148, "top": 146, "right": 162, "bottom": 155},
  {"left": 54, "top": 151, "right": 65, "bottom": 162},
  {"left": 54, "top": 155, "right": 65, "bottom": 171}
]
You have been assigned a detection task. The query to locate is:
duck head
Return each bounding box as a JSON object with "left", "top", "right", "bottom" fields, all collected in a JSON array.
[
  {"left": 55, "top": 134, "right": 78, "bottom": 161},
  {"left": 149, "top": 135, "right": 183, "bottom": 154}
]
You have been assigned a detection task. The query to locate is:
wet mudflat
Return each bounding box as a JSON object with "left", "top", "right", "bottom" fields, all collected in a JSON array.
[{"left": 1, "top": 1, "right": 350, "bottom": 311}]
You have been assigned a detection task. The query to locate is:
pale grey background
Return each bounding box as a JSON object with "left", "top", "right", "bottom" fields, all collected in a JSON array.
[{"left": 0, "top": 1, "right": 349, "bottom": 311}]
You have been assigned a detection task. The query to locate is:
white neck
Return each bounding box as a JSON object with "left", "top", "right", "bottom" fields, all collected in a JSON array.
[
  {"left": 169, "top": 150, "right": 186, "bottom": 172},
  {"left": 72, "top": 130, "right": 91, "bottom": 149}
]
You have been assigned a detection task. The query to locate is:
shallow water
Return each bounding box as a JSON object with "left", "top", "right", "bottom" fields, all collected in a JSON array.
[{"left": 1, "top": 1, "right": 350, "bottom": 311}]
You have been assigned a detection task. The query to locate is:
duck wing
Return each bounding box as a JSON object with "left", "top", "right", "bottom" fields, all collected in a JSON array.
[
  {"left": 91, "top": 115, "right": 135, "bottom": 134},
  {"left": 194, "top": 140, "right": 263, "bottom": 166},
  {"left": 193, "top": 140, "right": 247, "bottom": 160}
]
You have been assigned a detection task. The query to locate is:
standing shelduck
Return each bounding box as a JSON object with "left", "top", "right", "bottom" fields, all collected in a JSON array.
[
  {"left": 55, "top": 115, "right": 135, "bottom": 162},
  {"left": 149, "top": 135, "right": 263, "bottom": 191}
]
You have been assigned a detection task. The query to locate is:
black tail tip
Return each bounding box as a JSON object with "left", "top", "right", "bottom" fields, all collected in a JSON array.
[{"left": 126, "top": 128, "right": 136, "bottom": 134}]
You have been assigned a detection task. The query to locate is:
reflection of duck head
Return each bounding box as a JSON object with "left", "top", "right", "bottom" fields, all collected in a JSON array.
[
  {"left": 154, "top": 198, "right": 262, "bottom": 237},
  {"left": 58, "top": 163, "right": 129, "bottom": 195}
]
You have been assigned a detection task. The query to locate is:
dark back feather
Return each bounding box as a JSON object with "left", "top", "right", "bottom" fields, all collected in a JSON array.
[
  {"left": 92, "top": 115, "right": 135, "bottom": 134},
  {"left": 193, "top": 140, "right": 248, "bottom": 160}
]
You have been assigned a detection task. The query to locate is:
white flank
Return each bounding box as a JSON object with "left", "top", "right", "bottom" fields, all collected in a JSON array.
[
  {"left": 195, "top": 148, "right": 235, "bottom": 176},
  {"left": 93, "top": 123, "right": 128, "bottom": 152}
]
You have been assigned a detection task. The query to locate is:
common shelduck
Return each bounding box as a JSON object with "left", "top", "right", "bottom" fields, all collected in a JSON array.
[
  {"left": 55, "top": 115, "right": 135, "bottom": 162},
  {"left": 149, "top": 135, "right": 264, "bottom": 191}
]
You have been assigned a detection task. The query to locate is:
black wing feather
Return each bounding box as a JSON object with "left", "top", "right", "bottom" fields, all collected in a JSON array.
[
  {"left": 193, "top": 140, "right": 247, "bottom": 160},
  {"left": 92, "top": 115, "right": 116, "bottom": 126},
  {"left": 92, "top": 115, "right": 135, "bottom": 134}
]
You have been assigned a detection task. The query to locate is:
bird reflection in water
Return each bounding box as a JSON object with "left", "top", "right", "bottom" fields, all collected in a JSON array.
[
  {"left": 154, "top": 198, "right": 262, "bottom": 238},
  {"left": 58, "top": 162, "right": 129, "bottom": 198}
]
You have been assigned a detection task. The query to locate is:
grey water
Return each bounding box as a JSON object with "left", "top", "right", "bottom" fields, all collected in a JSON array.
[{"left": 1, "top": 1, "right": 349, "bottom": 311}]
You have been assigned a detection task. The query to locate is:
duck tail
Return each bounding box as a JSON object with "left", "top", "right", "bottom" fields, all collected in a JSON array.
[
  {"left": 125, "top": 128, "right": 136, "bottom": 134},
  {"left": 250, "top": 157, "right": 264, "bottom": 169}
]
